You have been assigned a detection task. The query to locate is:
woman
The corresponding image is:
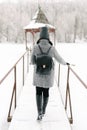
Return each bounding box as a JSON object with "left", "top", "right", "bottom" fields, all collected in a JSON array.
[{"left": 31, "top": 26, "right": 69, "bottom": 120}]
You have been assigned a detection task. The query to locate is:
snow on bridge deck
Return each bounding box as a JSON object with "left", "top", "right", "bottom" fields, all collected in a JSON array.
[{"left": 8, "top": 65, "right": 71, "bottom": 130}]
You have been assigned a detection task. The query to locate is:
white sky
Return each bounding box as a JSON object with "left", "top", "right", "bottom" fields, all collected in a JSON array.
[
  {"left": 0, "top": 0, "right": 86, "bottom": 3},
  {"left": 0, "top": 0, "right": 18, "bottom": 3}
]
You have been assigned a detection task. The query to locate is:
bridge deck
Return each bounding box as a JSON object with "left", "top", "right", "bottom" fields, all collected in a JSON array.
[{"left": 8, "top": 66, "right": 71, "bottom": 130}]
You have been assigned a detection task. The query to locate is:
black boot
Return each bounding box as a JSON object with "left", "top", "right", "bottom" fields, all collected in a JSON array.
[
  {"left": 36, "top": 95, "right": 42, "bottom": 120},
  {"left": 42, "top": 96, "right": 49, "bottom": 116}
]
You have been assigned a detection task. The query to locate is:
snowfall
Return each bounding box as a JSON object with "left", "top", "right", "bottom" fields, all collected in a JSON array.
[{"left": 0, "top": 41, "right": 87, "bottom": 130}]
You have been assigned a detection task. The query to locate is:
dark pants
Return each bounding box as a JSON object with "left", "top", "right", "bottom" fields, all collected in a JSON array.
[{"left": 36, "top": 86, "right": 49, "bottom": 97}]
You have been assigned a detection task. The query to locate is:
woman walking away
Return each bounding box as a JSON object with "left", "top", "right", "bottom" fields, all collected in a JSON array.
[{"left": 31, "top": 26, "right": 69, "bottom": 121}]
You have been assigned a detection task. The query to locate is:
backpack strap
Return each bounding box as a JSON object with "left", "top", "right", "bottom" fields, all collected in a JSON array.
[
  {"left": 38, "top": 44, "right": 51, "bottom": 54},
  {"left": 38, "top": 44, "right": 43, "bottom": 54},
  {"left": 46, "top": 46, "right": 52, "bottom": 54}
]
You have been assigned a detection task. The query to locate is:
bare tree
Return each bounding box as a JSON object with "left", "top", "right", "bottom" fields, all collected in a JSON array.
[{"left": 0, "top": 1, "right": 87, "bottom": 43}]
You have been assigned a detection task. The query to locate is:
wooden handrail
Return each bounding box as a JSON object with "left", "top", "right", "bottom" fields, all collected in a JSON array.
[
  {"left": 0, "top": 51, "right": 27, "bottom": 85},
  {"left": 58, "top": 64, "right": 87, "bottom": 124},
  {"left": 0, "top": 50, "right": 29, "bottom": 122},
  {"left": 69, "top": 66, "right": 87, "bottom": 89}
]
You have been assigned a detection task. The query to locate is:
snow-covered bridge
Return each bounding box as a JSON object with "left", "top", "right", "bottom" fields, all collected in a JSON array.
[
  {"left": 0, "top": 46, "right": 87, "bottom": 130},
  {"left": 8, "top": 64, "right": 72, "bottom": 130},
  {"left": 9, "top": 63, "right": 71, "bottom": 130},
  {"left": 0, "top": 49, "right": 73, "bottom": 130}
]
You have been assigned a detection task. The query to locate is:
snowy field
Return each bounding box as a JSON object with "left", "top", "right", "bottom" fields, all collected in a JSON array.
[{"left": 0, "top": 42, "right": 87, "bottom": 130}]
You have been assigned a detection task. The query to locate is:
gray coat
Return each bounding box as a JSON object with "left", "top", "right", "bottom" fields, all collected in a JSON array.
[{"left": 31, "top": 39, "right": 66, "bottom": 88}]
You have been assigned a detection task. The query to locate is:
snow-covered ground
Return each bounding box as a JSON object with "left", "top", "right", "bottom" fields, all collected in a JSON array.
[
  {"left": 0, "top": 43, "right": 26, "bottom": 130},
  {"left": 0, "top": 42, "right": 87, "bottom": 130}
]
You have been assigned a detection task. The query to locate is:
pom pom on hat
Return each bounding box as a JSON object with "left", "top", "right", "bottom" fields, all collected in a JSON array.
[{"left": 40, "top": 26, "right": 49, "bottom": 39}]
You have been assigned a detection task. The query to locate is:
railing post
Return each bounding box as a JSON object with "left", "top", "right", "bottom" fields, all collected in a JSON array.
[
  {"left": 7, "top": 66, "right": 17, "bottom": 122},
  {"left": 58, "top": 64, "right": 60, "bottom": 87},
  {"left": 65, "top": 66, "right": 69, "bottom": 110},
  {"left": 14, "top": 66, "right": 17, "bottom": 108},
  {"left": 27, "top": 51, "right": 29, "bottom": 73},
  {"left": 23, "top": 55, "right": 24, "bottom": 86},
  {"left": 65, "top": 66, "right": 73, "bottom": 124}
]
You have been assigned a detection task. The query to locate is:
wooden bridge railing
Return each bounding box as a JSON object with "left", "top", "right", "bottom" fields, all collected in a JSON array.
[
  {"left": 58, "top": 64, "right": 87, "bottom": 124},
  {"left": 0, "top": 50, "right": 29, "bottom": 122}
]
